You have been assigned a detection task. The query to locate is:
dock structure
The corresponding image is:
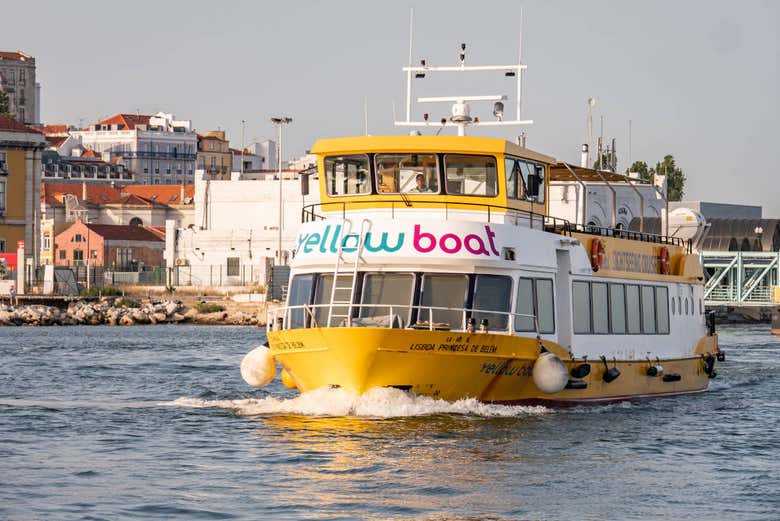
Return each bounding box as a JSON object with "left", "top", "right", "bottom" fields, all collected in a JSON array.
[{"left": 703, "top": 251, "right": 780, "bottom": 306}]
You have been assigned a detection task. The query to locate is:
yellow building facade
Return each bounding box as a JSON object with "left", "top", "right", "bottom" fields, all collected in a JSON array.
[
  {"left": 196, "top": 130, "right": 232, "bottom": 179},
  {"left": 0, "top": 115, "right": 46, "bottom": 263}
]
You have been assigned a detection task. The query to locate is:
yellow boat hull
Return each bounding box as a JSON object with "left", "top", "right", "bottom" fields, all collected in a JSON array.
[{"left": 268, "top": 328, "right": 718, "bottom": 405}]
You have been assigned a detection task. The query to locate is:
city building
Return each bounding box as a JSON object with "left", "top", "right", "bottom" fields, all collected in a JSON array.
[
  {"left": 197, "top": 131, "right": 232, "bottom": 179},
  {"left": 231, "top": 140, "right": 276, "bottom": 172},
  {"left": 0, "top": 115, "right": 46, "bottom": 262},
  {"left": 41, "top": 150, "right": 135, "bottom": 184},
  {"left": 0, "top": 51, "right": 40, "bottom": 125},
  {"left": 71, "top": 112, "right": 197, "bottom": 185},
  {"left": 164, "top": 168, "right": 318, "bottom": 286},
  {"left": 55, "top": 220, "right": 164, "bottom": 268}
]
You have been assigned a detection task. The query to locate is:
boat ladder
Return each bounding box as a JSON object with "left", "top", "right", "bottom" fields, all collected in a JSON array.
[{"left": 327, "top": 218, "right": 371, "bottom": 327}]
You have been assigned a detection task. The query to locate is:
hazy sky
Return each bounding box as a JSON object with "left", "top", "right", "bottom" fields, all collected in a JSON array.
[{"left": 3, "top": 1, "right": 778, "bottom": 214}]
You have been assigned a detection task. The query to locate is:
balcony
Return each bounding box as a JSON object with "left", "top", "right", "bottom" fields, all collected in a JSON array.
[{"left": 114, "top": 151, "right": 196, "bottom": 160}]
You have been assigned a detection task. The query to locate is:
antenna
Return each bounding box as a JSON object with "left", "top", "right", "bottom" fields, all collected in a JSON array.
[{"left": 395, "top": 24, "right": 533, "bottom": 136}]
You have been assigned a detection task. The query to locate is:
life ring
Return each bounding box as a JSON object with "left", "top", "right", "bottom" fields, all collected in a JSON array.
[
  {"left": 658, "top": 246, "right": 670, "bottom": 275},
  {"left": 590, "top": 238, "right": 605, "bottom": 272}
]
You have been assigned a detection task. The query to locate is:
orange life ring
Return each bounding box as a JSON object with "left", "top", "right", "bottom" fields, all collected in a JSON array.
[
  {"left": 590, "top": 238, "right": 605, "bottom": 272},
  {"left": 658, "top": 246, "right": 671, "bottom": 275}
]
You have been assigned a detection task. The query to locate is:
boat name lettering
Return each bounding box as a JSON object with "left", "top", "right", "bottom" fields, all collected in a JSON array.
[
  {"left": 274, "top": 341, "right": 305, "bottom": 351},
  {"left": 409, "top": 343, "right": 436, "bottom": 351},
  {"left": 480, "top": 363, "right": 532, "bottom": 377},
  {"left": 606, "top": 250, "right": 658, "bottom": 274},
  {"left": 295, "top": 224, "right": 500, "bottom": 257}
]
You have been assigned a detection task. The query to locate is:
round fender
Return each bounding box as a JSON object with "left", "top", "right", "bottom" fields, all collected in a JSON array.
[
  {"left": 280, "top": 368, "right": 297, "bottom": 389},
  {"left": 240, "top": 345, "right": 277, "bottom": 387},
  {"left": 532, "top": 352, "right": 570, "bottom": 394}
]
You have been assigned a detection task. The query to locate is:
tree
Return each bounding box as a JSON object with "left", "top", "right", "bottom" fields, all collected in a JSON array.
[
  {"left": 626, "top": 156, "right": 685, "bottom": 201},
  {"left": 653, "top": 154, "right": 686, "bottom": 201},
  {"left": 0, "top": 91, "right": 12, "bottom": 118}
]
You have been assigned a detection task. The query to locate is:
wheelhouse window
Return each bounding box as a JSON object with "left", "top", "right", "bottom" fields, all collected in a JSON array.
[
  {"left": 504, "top": 157, "right": 546, "bottom": 203},
  {"left": 514, "top": 277, "right": 535, "bottom": 332},
  {"left": 419, "top": 274, "right": 468, "bottom": 329},
  {"left": 360, "top": 273, "right": 415, "bottom": 326},
  {"left": 444, "top": 154, "right": 497, "bottom": 197},
  {"left": 324, "top": 154, "right": 371, "bottom": 196},
  {"left": 375, "top": 154, "right": 439, "bottom": 194},
  {"left": 472, "top": 274, "right": 512, "bottom": 330}
]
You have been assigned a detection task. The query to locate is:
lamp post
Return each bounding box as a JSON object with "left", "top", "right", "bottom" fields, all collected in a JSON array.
[
  {"left": 240, "top": 119, "right": 245, "bottom": 177},
  {"left": 270, "top": 116, "right": 292, "bottom": 265}
]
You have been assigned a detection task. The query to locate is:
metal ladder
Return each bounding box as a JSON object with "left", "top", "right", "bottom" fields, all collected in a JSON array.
[{"left": 327, "top": 218, "right": 371, "bottom": 327}]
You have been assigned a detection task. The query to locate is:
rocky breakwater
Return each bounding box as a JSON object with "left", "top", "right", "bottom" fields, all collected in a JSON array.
[{"left": 0, "top": 298, "right": 263, "bottom": 326}]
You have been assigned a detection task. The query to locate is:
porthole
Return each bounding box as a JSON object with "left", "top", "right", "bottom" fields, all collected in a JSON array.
[{"left": 684, "top": 298, "right": 689, "bottom": 315}]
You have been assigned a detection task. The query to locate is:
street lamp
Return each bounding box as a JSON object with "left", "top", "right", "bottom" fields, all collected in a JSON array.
[{"left": 270, "top": 116, "right": 292, "bottom": 265}]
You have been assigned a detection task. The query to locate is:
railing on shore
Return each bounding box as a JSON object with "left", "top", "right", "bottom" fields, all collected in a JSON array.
[{"left": 268, "top": 302, "right": 539, "bottom": 336}]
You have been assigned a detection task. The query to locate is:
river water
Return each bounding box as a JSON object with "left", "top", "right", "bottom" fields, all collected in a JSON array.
[{"left": 0, "top": 324, "right": 778, "bottom": 520}]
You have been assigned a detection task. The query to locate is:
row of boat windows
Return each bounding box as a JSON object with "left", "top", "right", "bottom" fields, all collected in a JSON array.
[
  {"left": 324, "top": 153, "right": 546, "bottom": 203},
  {"left": 572, "top": 281, "right": 670, "bottom": 335},
  {"left": 287, "top": 272, "right": 555, "bottom": 332}
]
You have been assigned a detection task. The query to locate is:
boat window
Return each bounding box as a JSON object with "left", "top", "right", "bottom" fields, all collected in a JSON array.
[
  {"left": 360, "top": 273, "right": 415, "bottom": 326},
  {"left": 671, "top": 296, "right": 676, "bottom": 315},
  {"left": 444, "top": 154, "right": 498, "bottom": 197},
  {"left": 375, "top": 154, "right": 439, "bottom": 194},
  {"left": 626, "top": 284, "right": 641, "bottom": 333},
  {"left": 472, "top": 274, "right": 512, "bottom": 330},
  {"left": 535, "top": 279, "right": 555, "bottom": 334},
  {"left": 420, "top": 274, "right": 468, "bottom": 329},
  {"left": 641, "top": 286, "right": 656, "bottom": 333},
  {"left": 677, "top": 296, "right": 682, "bottom": 315},
  {"left": 514, "top": 277, "right": 535, "bottom": 331},
  {"left": 324, "top": 154, "right": 371, "bottom": 196},
  {"left": 312, "top": 274, "right": 353, "bottom": 326},
  {"left": 504, "top": 157, "right": 526, "bottom": 200},
  {"left": 287, "top": 274, "right": 314, "bottom": 329},
  {"left": 609, "top": 283, "right": 626, "bottom": 334},
  {"left": 656, "top": 286, "right": 670, "bottom": 334},
  {"left": 519, "top": 160, "right": 545, "bottom": 204},
  {"left": 572, "top": 281, "right": 591, "bottom": 334},
  {"left": 592, "top": 282, "right": 609, "bottom": 334},
  {"left": 684, "top": 297, "right": 689, "bottom": 315}
]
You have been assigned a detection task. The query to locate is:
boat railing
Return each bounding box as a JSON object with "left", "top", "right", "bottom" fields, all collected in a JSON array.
[
  {"left": 267, "top": 302, "right": 540, "bottom": 337},
  {"left": 570, "top": 223, "right": 693, "bottom": 253},
  {"left": 301, "top": 200, "right": 572, "bottom": 236}
]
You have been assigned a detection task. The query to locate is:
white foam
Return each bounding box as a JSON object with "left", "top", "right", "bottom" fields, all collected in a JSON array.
[{"left": 163, "top": 386, "right": 550, "bottom": 418}]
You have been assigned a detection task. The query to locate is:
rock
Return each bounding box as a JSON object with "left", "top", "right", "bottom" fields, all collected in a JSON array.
[
  {"left": 119, "top": 314, "right": 135, "bottom": 326},
  {"left": 171, "top": 312, "right": 186, "bottom": 322},
  {"left": 152, "top": 312, "right": 167, "bottom": 323},
  {"left": 165, "top": 302, "right": 179, "bottom": 315}
]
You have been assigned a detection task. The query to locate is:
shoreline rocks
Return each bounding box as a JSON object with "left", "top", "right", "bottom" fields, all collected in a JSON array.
[{"left": 0, "top": 298, "right": 264, "bottom": 327}]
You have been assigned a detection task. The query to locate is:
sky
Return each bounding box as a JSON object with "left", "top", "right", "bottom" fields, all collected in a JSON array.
[{"left": 3, "top": 0, "right": 778, "bottom": 214}]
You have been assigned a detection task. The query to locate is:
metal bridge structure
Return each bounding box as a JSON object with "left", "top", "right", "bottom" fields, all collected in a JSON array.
[{"left": 703, "top": 251, "right": 780, "bottom": 306}]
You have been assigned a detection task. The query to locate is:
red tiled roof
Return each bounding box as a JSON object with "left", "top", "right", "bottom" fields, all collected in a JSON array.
[
  {"left": 94, "top": 114, "right": 152, "bottom": 130},
  {"left": 0, "top": 51, "right": 32, "bottom": 61},
  {"left": 0, "top": 115, "right": 42, "bottom": 134},
  {"left": 31, "top": 125, "right": 68, "bottom": 135},
  {"left": 41, "top": 183, "right": 195, "bottom": 207},
  {"left": 45, "top": 135, "right": 68, "bottom": 148},
  {"left": 123, "top": 184, "right": 195, "bottom": 203},
  {"left": 81, "top": 148, "right": 99, "bottom": 158},
  {"left": 84, "top": 223, "right": 164, "bottom": 242}
]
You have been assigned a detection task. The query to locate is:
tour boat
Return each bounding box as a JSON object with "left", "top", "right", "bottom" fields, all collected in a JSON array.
[{"left": 241, "top": 40, "right": 720, "bottom": 405}]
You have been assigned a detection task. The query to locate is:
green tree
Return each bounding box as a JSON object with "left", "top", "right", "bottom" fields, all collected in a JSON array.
[
  {"left": 0, "top": 91, "right": 12, "bottom": 118},
  {"left": 626, "top": 156, "right": 685, "bottom": 201},
  {"left": 653, "top": 154, "right": 685, "bottom": 201}
]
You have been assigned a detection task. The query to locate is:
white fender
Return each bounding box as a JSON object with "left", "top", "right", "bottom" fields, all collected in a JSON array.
[
  {"left": 240, "top": 345, "right": 276, "bottom": 387},
  {"left": 532, "top": 352, "right": 569, "bottom": 394}
]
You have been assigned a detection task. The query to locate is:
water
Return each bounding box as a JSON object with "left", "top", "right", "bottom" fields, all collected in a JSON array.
[{"left": 0, "top": 324, "right": 778, "bottom": 521}]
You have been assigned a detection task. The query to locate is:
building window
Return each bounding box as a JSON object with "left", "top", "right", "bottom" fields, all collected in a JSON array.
[
  {"left": 129, "top": 217, "right": 143, "bottom": 226},
  {"left": 226, "top": 257, "right": 240, "bottom": 277},
  {"left": 73, "top": 249, "right": 84, "bottom": 264},
  {"left": 73, "top": 234, "right": 84, "bottom": 242},
  {"left": 42, "top": 235, "right": 51, "bottom": 251},
  {"left": 0, "top": 180, "right": 6, "bottom": 212},
  {"left": 0, "top": 239, "right": 5, "bottom": 253},
  {"left": 59, "top": 250, "right": 66, "bottom": 260},
  {"left": 117, "top": 248, "right": 132, "bottom": 268}
]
